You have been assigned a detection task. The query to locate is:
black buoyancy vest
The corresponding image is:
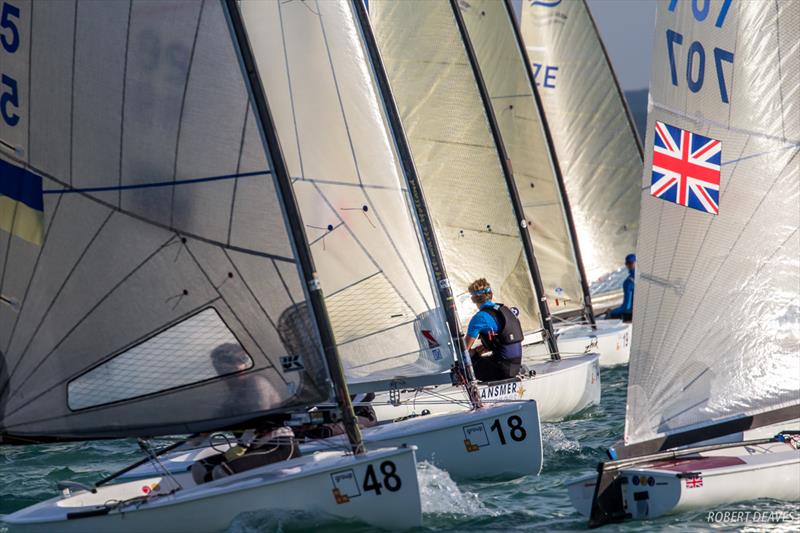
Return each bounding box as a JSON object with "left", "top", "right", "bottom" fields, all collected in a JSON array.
[{"left": 478, "top": 304, "right": 524, "bottom": 357}]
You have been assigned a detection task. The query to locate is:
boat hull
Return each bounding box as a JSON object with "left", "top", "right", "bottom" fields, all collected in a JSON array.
[
  {"left": 545, "top": 319, "right": 631, "bottom": 367},
  {"left": 2, "top": 447, "right": 422, "bottom": 532},
  {"left": 118, "top": 401, "right": 543, "bottom": 482},
  {"left": 369, "top": 353, "right": 600, "bottom": 422},
  {"left": 568, "top": 442, "right": 800, "bottom": 520}
]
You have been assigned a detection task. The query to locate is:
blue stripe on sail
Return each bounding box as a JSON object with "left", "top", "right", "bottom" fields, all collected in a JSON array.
[
  {"left": 0, "top": 158, "right": 44, "bottom": 211},
  {"left": 43, "top": 169, "right": 271, "bottom": 195}
]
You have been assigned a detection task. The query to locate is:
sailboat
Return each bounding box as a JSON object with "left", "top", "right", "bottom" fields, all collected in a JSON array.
[
  {"left": 114, "top": 0, "right": 544, "bottom": 483},
  {"left": 568, "top": 0, "right": 800, "bottom": 524},
  {"left": 364, "top": 0, "right": 600, "bottom": 423},
  {"left": 519, "top": 0, "right": 643, "bottom": 364},
  {"left": 0, "top": 1, "right": 422, "bottom": 530},
  {"left": 461, "top": 0, "right": 631, "bottom": 368}
]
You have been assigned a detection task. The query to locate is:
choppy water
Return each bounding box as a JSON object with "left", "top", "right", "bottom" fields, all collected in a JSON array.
[{"left": 1, "top": 366, "right": 798, "bottom": 532}]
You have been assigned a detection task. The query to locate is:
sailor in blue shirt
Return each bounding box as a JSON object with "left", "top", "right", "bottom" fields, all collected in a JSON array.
[
  {"left": 464, "top": 278, "right": 524, "bottom": 382},
  {"left": 608, "top": 254, "right": 636, "bottom": 322}
]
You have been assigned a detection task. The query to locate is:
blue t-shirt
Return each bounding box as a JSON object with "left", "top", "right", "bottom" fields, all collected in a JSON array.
[
  {"left": 609, "top": 269, "right": 635, "bottom": 318},
  {"left": 467, "top": 301, "right": 500, "bottom": 338}
]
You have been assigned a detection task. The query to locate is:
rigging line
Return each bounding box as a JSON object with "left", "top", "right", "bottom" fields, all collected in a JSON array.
[
  {"left": 774, "top": 0, "right": 786, "bottom": 141},
  {"left": 308, "top": 222, "right": 343, "bottom": 247},
  {"left": 220, "top": 248, "right": 281, "bottom": 345},
  {"left": 118, "top": 0, "right": 133, "bottom": 208},
  {"left": 662, "top": 149, "right": 798, "bottom": 368},
  {"left": 307, "top": 180, "right": 420, "bottom": 315},
  {"left": 653, "top": 101, "right": 800, "bottom": 147},
  {"left": 278, "top": 0, "right": 307, "bottom": 181},
  {"left": 491, "top": 93, "right": 531, "bottom": 100},
  {"left": 2, "top": 296, "right": 224, "bottom": 421},
  {"left": 3, "top": 195, "right": 65, "bottom": 358},
  {"left": 42, "top": 169, "right": 271, "bottom": 195},
  {"left": 2, "top": 210, "right": 117, "bottom": 401},
  {"left": 292, "top": 176, "right": 406, "bottom": 193},
  {"left": 168, "top": 0, "right": 205, "bottom": 229},
  {"left": 226, "top": 101, "right": 251, "bottom": 246},
  {"left": 412, "top": 134, "right": 495, "bottom": 151},
  {"left": 326, "top": 271, "right": 382, "bottom": 298},
  {"left": 181, "top": 242, "right": 290, "bottom": 387},
  {"left": 722, "top": 143, "right": 799, "bottom": 166},
  {"left": 271, "top": 257, "right": 297, "bottom": 306},
  {"left": 28, "top": 163, "right": 294, "bottom": 263}
]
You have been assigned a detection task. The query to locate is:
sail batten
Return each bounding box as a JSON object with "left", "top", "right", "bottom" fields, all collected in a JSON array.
[{"left": 624, "top": 0, "right": 800, "bottom": 449}]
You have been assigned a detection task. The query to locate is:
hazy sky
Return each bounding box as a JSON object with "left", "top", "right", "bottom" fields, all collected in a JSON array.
[{"left": 587, "top": 0, "right": 659, "bottom": 91}]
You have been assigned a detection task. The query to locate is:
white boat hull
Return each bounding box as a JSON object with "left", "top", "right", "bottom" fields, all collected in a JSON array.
[
  {"left": 525, "top": 319, "right": 631, "bottom": 367},
  {"left": 369, "top": 353, "right": 600, "bottom": 422},
  {"left": 118, "top": 401, "right": 543, "bottom": 482},
  {"left": 3, "top": 447, "right": 422, "bottom": 533},
  {"left": 568, "top": 441, "right": 800, "bottom": 521}
]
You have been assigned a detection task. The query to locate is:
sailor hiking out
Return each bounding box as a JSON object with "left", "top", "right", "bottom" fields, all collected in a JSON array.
[
  {"left": 464, "top": 279, "right": 524, "bottom": 382},
  {"left": 607, "top": 254, "right": 636, "bottom": 322}
]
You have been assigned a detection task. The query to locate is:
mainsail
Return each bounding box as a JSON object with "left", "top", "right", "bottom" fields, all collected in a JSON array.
[
  {"left": 369, "top": 0, "right": 544, "bottom": 338},
  {"left": 241, "top": 0, "right": 454, "bottom": 392},
  {"left": 520, "top": 0, "right": 642, "bottom": 297},
  {"left": 0, "top": 0, "right": 331, "bottom": 441},
  {"left": 461, "top": 0, "right": 584, "bottom": 318},
  {"left": 625, "top": 0, "right": 800, "bottom": 449}
]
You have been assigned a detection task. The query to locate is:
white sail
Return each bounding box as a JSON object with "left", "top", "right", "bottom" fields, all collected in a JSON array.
[
  {"left": 520, "top": 0, "right": 642, "bottom": 288},
  {"left": 0, "top": 0, "right": 331, "bottom": 440},
  {"left": 369, "top": 0, "right": 542, "bottom": 334},
  {"left": 625, "top": 0, "right": 800, "bottom": 447},
  {"left": 461, "top": 0, "right": 583, "bottom": 316},
  {"left": 240, "top": 0, "right": 454, "bottom": 390}
]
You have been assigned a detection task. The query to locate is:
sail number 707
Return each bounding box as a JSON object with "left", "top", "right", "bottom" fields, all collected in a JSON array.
[{"left": 664, "top": 0, "right": 734, "bottom": 104}]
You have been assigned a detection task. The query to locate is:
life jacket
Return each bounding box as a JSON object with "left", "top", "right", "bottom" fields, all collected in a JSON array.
[{"left": 478, "top": 303, "right": 523, "bottom": 360}]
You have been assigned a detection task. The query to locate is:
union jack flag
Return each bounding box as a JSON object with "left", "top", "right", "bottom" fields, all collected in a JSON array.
[
  {"left": 651, "top": 121, "right": 721, "bottom": 215},
  {"left": 685, "top": 475, "right": 703, "bottom": 489}
]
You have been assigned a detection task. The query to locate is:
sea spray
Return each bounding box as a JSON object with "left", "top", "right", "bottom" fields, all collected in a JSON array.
[{"left": 417, "top": 461, "right": 495, "bottom": 517}]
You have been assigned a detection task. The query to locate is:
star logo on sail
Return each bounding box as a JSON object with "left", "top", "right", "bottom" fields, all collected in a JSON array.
[{"left": 650, "top": 121, "right": 721, "bottom": 215}]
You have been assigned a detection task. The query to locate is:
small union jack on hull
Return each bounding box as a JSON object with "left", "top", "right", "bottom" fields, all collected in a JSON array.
[{"left": 650, "top": 121, "right": 722, "bottom": 215}]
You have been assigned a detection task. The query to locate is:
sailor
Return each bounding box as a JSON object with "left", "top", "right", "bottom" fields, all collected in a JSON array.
[
  {"left": 464, "top": 278, "right": 524, "bottom": 382},
  {"left": 608, "top": 253, "right": 636, "bottom": 322}
]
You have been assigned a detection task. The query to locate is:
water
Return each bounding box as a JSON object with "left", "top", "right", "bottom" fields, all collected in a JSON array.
[{"left": 1, "top": 366, "right": 797, "bottom": 532}]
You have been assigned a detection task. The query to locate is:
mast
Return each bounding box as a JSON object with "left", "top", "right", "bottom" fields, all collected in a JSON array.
[
  {"left": 223, "top": 0, "right": 364, "bottom": 454},
  {"left": 352, "top": 0, "right": 481, "bottom": 404},
  {"left": 449, "top": 0, "right": 559, "bottom": 360},
  {"left": 503, "top": 0, "right": 596, "bottom": 329}
]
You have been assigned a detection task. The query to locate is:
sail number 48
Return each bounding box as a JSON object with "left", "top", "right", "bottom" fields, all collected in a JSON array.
[
  {"left": 665, "top": 0, "right": 734, "bottom": 104},
  {"left": 362, "top": 460, "right": 401, "bottom": 496},
  {"left": 490, "top": 415, "right": 527, "bottom": 445}
]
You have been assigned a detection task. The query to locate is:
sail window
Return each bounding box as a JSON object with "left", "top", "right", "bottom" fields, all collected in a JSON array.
[{"left": 67, "top": 308, "right": 253, "bottom": 410}]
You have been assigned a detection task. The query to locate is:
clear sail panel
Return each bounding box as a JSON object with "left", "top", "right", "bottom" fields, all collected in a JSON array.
[
  {"left": 239, "top": 0, "right": 455, "bottom": 388},
  {"left": 625, "top": 0, "right": 800, "bottom": 446},
  {"left": 370, "top": 0, "right": 542, "bottom": 335},
  {"left": 0, "top": 0, "right": 331, "bottom": 440}
]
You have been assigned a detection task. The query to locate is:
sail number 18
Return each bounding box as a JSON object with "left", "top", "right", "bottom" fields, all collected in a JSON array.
[{"left": 490, "top": 415, "right": 527, "bottom": 445}]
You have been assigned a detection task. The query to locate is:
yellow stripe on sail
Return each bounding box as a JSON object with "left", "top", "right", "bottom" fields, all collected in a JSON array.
[{"left": 0, "top": 195, "right": 44, "bottom": 246}]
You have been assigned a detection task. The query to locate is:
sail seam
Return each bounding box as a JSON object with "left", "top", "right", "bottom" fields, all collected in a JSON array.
[
  {"left": 226, "top": 102, "right": 251, "bottom": 246},
  {"left": 3, "top": 210, "right": 117, "bottom": 402},
  {"left": 117, "top": 0, "right": 133, "bottom": 209},
  {"left": 277, "top": 0, "right": 306, "bottom": 181},
  {"left": 168, "top": 0, "right": 205, "bottom": 229},
  {"left": 68, "top": 1, "right": 78, "bottom": 186}
]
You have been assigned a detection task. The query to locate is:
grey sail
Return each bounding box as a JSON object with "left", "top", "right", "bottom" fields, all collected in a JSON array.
[
  {"left": 625, "top": 0, "right": 800, "bottom": 449},
  {"left": 240, "top": 0, "right": 455, "bottom": 392},
  {"left": 520, "top": 0, "right": 642, "bottom": 306},
  {"left": 461, "top": 0, "right": 584, "bottom": 317},
  {"left": 369, "top": 0, "right": 543, "bottom": 336},
  {"left": 0, "top": 0, "right": 331, "bottom": 441}
]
